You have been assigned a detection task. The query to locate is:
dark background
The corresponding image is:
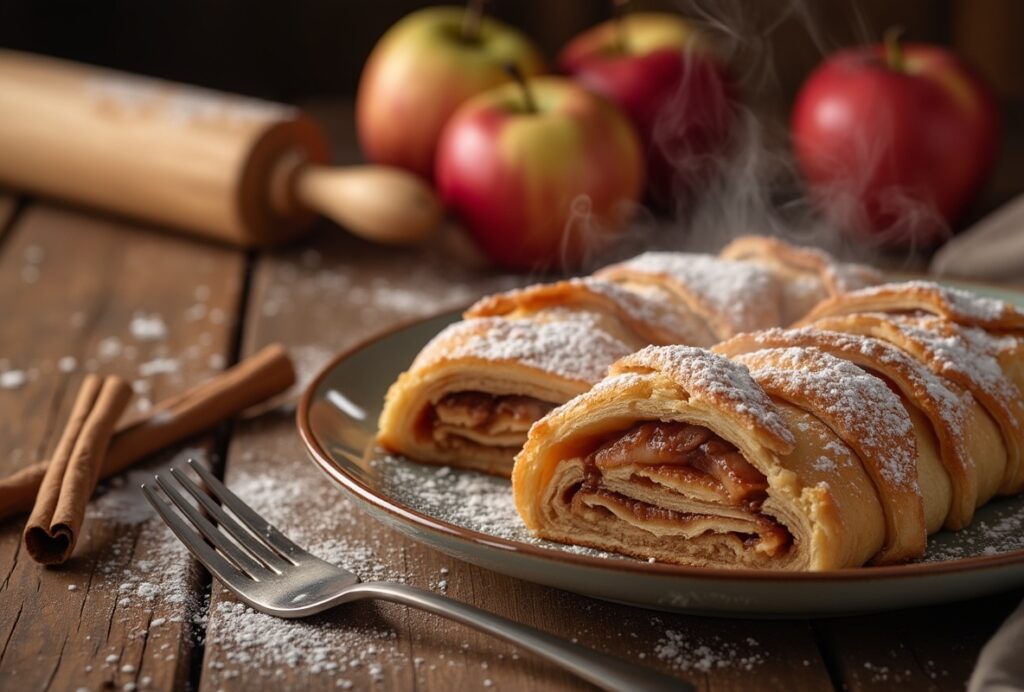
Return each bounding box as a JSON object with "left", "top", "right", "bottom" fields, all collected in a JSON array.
[
  {"left": 3, "top": 0, "right": 1021, "bottom": 103},
  {"left": 2, "top": 0, "right": 1022, "bottom": 211}
]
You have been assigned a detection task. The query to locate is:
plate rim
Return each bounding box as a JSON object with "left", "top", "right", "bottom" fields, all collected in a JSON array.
[{"left": 296, "top": 282, "right": 1024, "bottom": 584}]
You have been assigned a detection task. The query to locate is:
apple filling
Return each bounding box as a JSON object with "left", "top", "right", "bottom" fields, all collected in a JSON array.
[
  {"left": 569, "top": 421, "right": 791, "bottom": 556},
  {"left": 429, "top": 391, "right": 556, "bottom": 450}
]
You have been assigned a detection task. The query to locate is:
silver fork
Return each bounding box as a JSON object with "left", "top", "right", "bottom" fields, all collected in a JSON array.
[{"left": 142, "top": 459, "right": 690, "bottom": 692}]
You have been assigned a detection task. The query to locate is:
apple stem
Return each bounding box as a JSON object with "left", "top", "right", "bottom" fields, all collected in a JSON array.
[
  {"left": 613, "top": 0, "right": 630, "bottom": 53},
  {"left": 884, "top": 26, "right": 906, "bottom": 72},
  {"left": 503, "top": 64, "right": 537, "bottom": 113},
  {"left": 462, "top": 0, "right": 485, "bottom": 43}
]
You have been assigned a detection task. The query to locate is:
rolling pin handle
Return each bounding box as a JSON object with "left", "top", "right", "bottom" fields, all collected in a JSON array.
[{"left": 270, "top": 147, "right": 444, "bottom": 246}]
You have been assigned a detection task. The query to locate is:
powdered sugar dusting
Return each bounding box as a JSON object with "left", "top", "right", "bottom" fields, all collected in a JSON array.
[
  {"left": 854, "top": 280, "right": 1020, "bottom": 323},
  {"left": 422, "top": 312, "right": 633, "bottom": 384},
  {"left": 129, "top": 312, "right": 168, "bottom": 342},
  {"left": 578, "top": 278, "right": 710, "bottom": 345},
  {"left": 655, "top": 630, "right": 765, "bottom": 672},
  {"left": 614, "top": 345, "right": 795, "bottom": 451},
  {"left": 748, "top": 327, "right": 967, "bottom": 438},
  {"left": 737, "top": 347, "right": 919, "bottom": 493},
  {"left": 199, "top": 459, "right": 425, "bottom": 687},
  {"left": 601, "top": 253, "right": 780, "bottom": 336},
  {"left": 959, "top": 324, "right": 1022, "bottom": 357},
  {"left": 887, "top": 316, "right": 1022, "bottom": 431},
  {"left": 921, "top": 497, "right": 1024, "bottom": 561},
  {"left": 0, "top": 369, "right": 27, "bottom": 389}
]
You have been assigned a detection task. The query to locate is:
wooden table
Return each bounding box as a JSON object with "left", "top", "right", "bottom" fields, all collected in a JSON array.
[{"left": 1, "top": 105, "right": 1022, "bottom": 692}]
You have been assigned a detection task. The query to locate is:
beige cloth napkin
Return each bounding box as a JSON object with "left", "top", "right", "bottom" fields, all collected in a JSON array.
[
  {"left": 968, "top": 599, "right": 1024, "bottom": 691},
  {"left": 930, "top": 194, "right": 1024, "bottom": 280}
]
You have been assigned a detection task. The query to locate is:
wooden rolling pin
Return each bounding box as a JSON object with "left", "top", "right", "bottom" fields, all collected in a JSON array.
[{"left": 0, "top": 50, "right": 441, "bottom": 247}]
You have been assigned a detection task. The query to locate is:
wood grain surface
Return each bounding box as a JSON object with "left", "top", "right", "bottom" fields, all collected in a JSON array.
[
  {"left": 0, "top": 192, "right": 17, "bottom": 241},
  {"left": 0, "top": 206, "right": 245, "bottom": 690},
  {"left": 0, "top": 103, "right": 1021, "bottom": 692}
]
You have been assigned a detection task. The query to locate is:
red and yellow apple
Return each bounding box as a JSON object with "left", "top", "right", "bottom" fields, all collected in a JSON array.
[
  {"left": 558, "top": 12, "right": 733, "bottom": 203},
  {"left": 435, "top": 75, "right": 645, "bottom": 271},
  {"left": 356, "top": 6, "right": 545, "bottom": 180},
  {"left": 792, "top": 35, "right": 1001, "bottom": 247}
]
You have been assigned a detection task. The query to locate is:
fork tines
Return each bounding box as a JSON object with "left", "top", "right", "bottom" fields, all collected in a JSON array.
[{"left": 142, "top": 459, "right": 304, "bottom": 584}]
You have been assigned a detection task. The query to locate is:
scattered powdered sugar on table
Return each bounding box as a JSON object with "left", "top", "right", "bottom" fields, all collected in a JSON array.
[
  {"left": 208, "top": 600, "right": 404, "bottom": 685},
  {"left": 0, "top": 369, "right": 27, "bottom": 390},
  {"left": 258, "top": 255, "right": 520, "bottom": 327},
  {"left": 138, "top": 357, "right": 181, "bottom": 377},
  {"left": 129, "top": 312, "right": 168, "bottom": 342},
  {"left": 199, "top": 463, "right": 422, "bottom": 686},
  {"left": 88, "top": 449, "right": 209, "bottom": 606},
  {"left": 51, "top": 448, "right": 215, "bottom": 684},
  {"left": 654, "top": 630, "right": 765, "bottom": 672}
]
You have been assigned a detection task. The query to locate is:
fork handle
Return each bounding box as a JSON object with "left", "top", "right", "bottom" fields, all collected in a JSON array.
[{"left": 344, "top": 582, "right": 690, "bottom": 692}]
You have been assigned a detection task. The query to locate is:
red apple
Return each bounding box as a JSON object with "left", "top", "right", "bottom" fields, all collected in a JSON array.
[
  {"left": 435, "top": 75, "right": 645, "bottom": 271},
  {"left": 792, "top": 34, "right": 1001, "bottom": 247},
  {"left": 558, "top": 12, "right": 733, "bottom": 203},
  {"left": 356, "top": 6, "right": 545, "bottom": 180}
]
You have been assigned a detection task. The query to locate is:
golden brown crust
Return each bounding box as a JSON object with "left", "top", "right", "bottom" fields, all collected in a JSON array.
[
  {"left": 381, "top": 238, "right": 888, "bottom": 478},
  {"left": 799, "top": 280, "right": 1024, "bottom": 331},
  {"left": 465, "top": 277, "right": 717, "bottom": 347},
  {"left": 378, "top": 313, "right": 638, "bottom": 476},
  {"left": 609, "top": 347, "right": 796, "bottom": 454},
  {"left": 728, "top": 347, "right": 926, "bottom": 564},
  {"left": 719, "top": 235, "right": 884, "bottom": 296},
  {"left": 594, "top": 252, "right": 783, "bottom": 339},
  {"left": 715, "top": 328, "right": 975, "bottom": 531},
  {"left": 513, "top": 345, "right": 888, "bottom": 570},
  {"left": 809, "top": 312, "right": 1024, "bottom": 497}
]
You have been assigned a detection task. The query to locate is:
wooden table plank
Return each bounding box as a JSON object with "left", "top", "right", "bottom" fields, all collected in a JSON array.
[
  {"left": 0, "top": 204, "right": 246, "bottom": 690},
  {"left": 815, "top": 589, "right": 1023, "bottom": 690},
  {"left": 196, "top": 227, "right": 834, "bottom": 691},
  {"left": 0, "top": 192, "right": 17, "bottom": 241}
]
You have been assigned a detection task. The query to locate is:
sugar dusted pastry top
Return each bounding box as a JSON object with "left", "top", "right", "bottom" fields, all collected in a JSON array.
[
  {"left": 734, "top": 347, "right": 919, "bottom": 494},
  {"left": 717, "top": 326, "right": 968, "bottom": 433},
  {"left": 611, "top": 345, "right": 795, "bottom": 453},
  {"left": 801, "top": 280, "right": 1024, "bottom": 330},
  {"left": 596, "top": 252, "right": 782, "bottom": 338},
  {"left": 413, "top": 311, "right": 635, "bottom": 385},
  {"left": 378, "top": 235, "right": 894, "bottom": 484},
  {"left": 466, "top": 277, "right": 715, "bottom": 346}
]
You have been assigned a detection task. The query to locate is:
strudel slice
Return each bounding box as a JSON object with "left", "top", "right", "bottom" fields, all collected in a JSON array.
[{"left": 513, "top": 346, "right": 902, "bottom": 569}]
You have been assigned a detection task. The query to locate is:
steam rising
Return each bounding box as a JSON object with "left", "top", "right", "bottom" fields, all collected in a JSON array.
[{"left": 595, "top": 0, "right": 950, "bottom": 266}]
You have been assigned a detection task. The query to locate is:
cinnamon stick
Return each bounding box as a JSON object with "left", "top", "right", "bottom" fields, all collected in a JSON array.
[
  {"left": 1, "top": 343, "right": 295, "bottom": 521},
  {"left": 24, "top": 374, "right": 132, "bottom": 564}
]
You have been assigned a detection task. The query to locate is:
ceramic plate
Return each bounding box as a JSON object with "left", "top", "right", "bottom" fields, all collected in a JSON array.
[{"left": 297, "top": 281, "right": 1024, "bottom": 617}]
